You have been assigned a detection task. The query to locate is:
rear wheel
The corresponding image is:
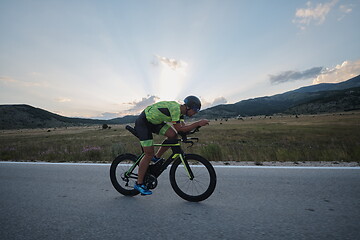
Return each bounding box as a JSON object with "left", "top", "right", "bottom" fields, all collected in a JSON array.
[
  {"left": 170, "top": 154, "right": 216, "bottom": 202},
  {"left": 110, "top": 154, "right": 139, "bottom": 196}
]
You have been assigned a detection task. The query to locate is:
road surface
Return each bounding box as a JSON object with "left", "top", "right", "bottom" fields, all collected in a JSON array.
[{"left": 1, "top": 162, "right": 359, "bottom": 240}]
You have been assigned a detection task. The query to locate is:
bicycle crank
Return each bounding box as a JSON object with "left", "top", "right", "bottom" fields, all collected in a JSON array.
[{"left": 144, "top": 174, "right": 158, "bottom": 189}]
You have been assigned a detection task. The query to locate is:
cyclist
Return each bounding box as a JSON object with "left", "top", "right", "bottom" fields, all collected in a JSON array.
[{"left": 134, "top": 95, "right": 209, "bottom": 195}]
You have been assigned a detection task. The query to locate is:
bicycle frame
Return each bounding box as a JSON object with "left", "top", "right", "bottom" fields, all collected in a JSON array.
[
  {"left": 111, "top": 125, "right": 216, "bottom": 201},
  {"left": 125, "top": 141, "right": 194, "bottom": 180}
]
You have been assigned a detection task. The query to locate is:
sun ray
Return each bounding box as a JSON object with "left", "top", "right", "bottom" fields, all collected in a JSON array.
[{"left": 153, "top": 56, "right": 189, "bottom": 101}]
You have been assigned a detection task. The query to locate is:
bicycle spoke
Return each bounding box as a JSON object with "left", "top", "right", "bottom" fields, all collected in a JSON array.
[
  {"left": 174, "top": 162, "right": 211, "bottom": 196},
  {"left": 110, "top": 154, "right": 140, "bottom": 196}
]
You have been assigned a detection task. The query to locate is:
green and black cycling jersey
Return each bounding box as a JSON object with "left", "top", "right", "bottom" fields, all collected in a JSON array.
[
  {"left": 135, "top": 101, "right": 184, "bottom": 147},
  {"left": 145, "top": 101, "right": 184, "bottom": 124}
]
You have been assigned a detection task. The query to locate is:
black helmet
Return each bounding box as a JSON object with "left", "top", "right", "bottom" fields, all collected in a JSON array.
[{"left": 184, "top": 96, "right": 201, "bottom": 112}]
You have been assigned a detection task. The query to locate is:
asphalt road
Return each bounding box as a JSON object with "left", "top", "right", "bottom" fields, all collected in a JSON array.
[{"left": 1, "top": 162, "right": 359, "bottom": 240}]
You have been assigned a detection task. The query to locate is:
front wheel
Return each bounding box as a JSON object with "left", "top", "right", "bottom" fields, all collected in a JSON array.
[{"left": 170, "top": 154, "right": 216, "bottom": 202}]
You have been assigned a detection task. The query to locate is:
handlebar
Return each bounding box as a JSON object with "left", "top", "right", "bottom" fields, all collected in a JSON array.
[
  {"left": 178, "top": 126, "right": 201, "bottom": 147},
  {"left": 125, "top": 125, "right": 202, "bottom": 147},
  {"left": 178, "top": 126, "right": 200, "bottom": 138}
]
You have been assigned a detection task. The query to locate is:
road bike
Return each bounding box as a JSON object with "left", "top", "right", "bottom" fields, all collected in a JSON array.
[{"left": 110, "top": 125, "right": 217, "bottom": 202}]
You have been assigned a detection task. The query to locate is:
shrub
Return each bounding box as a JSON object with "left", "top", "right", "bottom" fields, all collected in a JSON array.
[
  {"left": 200, "top": 143, "right": 223, "bottom": 161},
  {"left": 82, "top": 146, "right": 102, "bottom": 162},
  {"left": 111, "top": 143, "right": 126, "bottom": 158}
]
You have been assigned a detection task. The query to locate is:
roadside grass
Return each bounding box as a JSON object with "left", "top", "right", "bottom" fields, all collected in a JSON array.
[
  {"left": 1, "top": 112, "right": 359, "bottom": 163},
  {"left": 187, "top": 113, "right": 360, "bottom": 162},
  {"left": 0, "top": 126, "right": 141, "bottom": 163}
]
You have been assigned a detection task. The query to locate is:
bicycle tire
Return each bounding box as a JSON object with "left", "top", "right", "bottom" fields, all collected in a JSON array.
[
  {"left": 110, "top": 153, "right": 140, "bottom": 196},
  {"left": 169, "top": 154, "right": 216, "bottom": 202}
]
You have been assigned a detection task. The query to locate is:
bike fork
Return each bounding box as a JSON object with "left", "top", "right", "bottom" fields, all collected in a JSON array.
[{"left": 178, "top": 154, "right": 194, "bottom": 180}]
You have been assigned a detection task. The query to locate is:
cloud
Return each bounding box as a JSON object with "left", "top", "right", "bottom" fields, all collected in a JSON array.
[
  {"left": 212, "top": 97, "right": 228, "bottom": 106},
  {"left": 0, "top": 76, "right": 47, "bottom": 87},
  {"left": 313, "top": 60, "right": 360, "bottom": 84},
  {"left": 0, "top": 76, "right": 17, "bottom": 84},
  {"left": 293, "top": 0, "right": 338, "bottom": 30},
  {"left": 201, "top": 97, "right": 228, "bottom": 109},
  {"left": 126, "top": 95, "right": 159, "bottom": 113},
  {"left": 338, "top": 4, "right": 353, "bottom": 21},
  {"left": 269, "top": 60, "right": 360, "bottom": 85},
  {"left": 125, "top": 95, "right": 228, "bottom": 114},
  {"left": 96, "top": 112, "right": 120, "bottom": 120},
  {"left": 339, "top": 4, "right": 353, "bottom": 14},
  {"left": 55, "top": 97, "right": 71, "bottom": 103},
  {"left": 269, "top": 67, "right": 323, "bottom": 84},
  {"left": 153, "top": 55, "right": 188, "bottom": 72}
]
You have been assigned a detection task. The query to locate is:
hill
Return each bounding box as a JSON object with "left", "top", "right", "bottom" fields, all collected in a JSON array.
[
  {"left": 196, "top": 75, "right": 360, "bottom": 119},
  {"left": 291, "top": 75, "right": 360, "bottom": 93},
  {"left": 285, "top": 87, "right": 360, "bottom": 114},
  {"left": 0, "top": 105, "right": 137, "bottom": 130},
  {"left": 1, "top": 75, "right": 359, "bottom": 129}
]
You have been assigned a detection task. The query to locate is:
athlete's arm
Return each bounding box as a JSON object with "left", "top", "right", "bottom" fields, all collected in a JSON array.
[{"left": 173, "top": 119, "right": 209, "bottom": 133}]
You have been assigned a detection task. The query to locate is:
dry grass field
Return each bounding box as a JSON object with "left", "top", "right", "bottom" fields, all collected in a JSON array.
[{"left": 1, "top": 112, "right": 359, "bottom": 163}]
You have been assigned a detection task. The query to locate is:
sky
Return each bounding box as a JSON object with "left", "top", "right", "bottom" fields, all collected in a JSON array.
[{"left": 0, "top": 0, "right": 359, "bottom": 119}]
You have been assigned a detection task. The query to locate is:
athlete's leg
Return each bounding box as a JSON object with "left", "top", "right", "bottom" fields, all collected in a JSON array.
[
  {"left": 155, "top": 127, "right": 177, "bottom": 158},
  {"left": 137, "top": 146, "right": 154, "bottom": 184},
  {"left": 134, "top": 111, "right": 155, "bottom": 185}
]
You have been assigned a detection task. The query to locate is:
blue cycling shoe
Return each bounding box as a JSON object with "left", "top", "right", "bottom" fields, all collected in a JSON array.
[
  {"left": 151, "top": 156, "right": 162, "bottom": 163},
  {"left": 134, "top": 183, "right": 152, "bottom": 195}
]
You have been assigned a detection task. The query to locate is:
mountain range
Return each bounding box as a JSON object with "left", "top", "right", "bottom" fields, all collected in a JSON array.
[
  {"left": 0, "top": 105, "right": 138, "bottom": 130},
  {"left": 195, "top": 75, "right": 360, "bottom": 119},
  {"left": 0, "top": 75, "right": 359, "bottom": 129}
]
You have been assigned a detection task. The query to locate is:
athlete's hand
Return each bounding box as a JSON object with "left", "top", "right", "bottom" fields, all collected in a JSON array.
[{"left": 198, "top": 119, "right": 210, "bottom": 127}]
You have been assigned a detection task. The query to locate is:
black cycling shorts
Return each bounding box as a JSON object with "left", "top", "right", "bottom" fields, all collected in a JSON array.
[{"left": 134, "top": 111, "right": 170, "bottom": 147}]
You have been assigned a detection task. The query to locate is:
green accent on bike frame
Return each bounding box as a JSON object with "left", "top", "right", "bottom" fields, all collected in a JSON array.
[
  {"left": 154, "top": 143, "right": 181, "bottom": 147},
  {"left": 173, "top": 153, "right": 192, "bottom": 179},
  {"left": 140, "top": 139, "right": 154, "bottom": 147},
  {"left": 126, "top": 142, "right": 191, "bottom": 179},
  {"left": 125, "top": 142, "right": 180, "bottom": 176},
  {"left": 125, "top": 153, "right": 144, "bottom": 177}
]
